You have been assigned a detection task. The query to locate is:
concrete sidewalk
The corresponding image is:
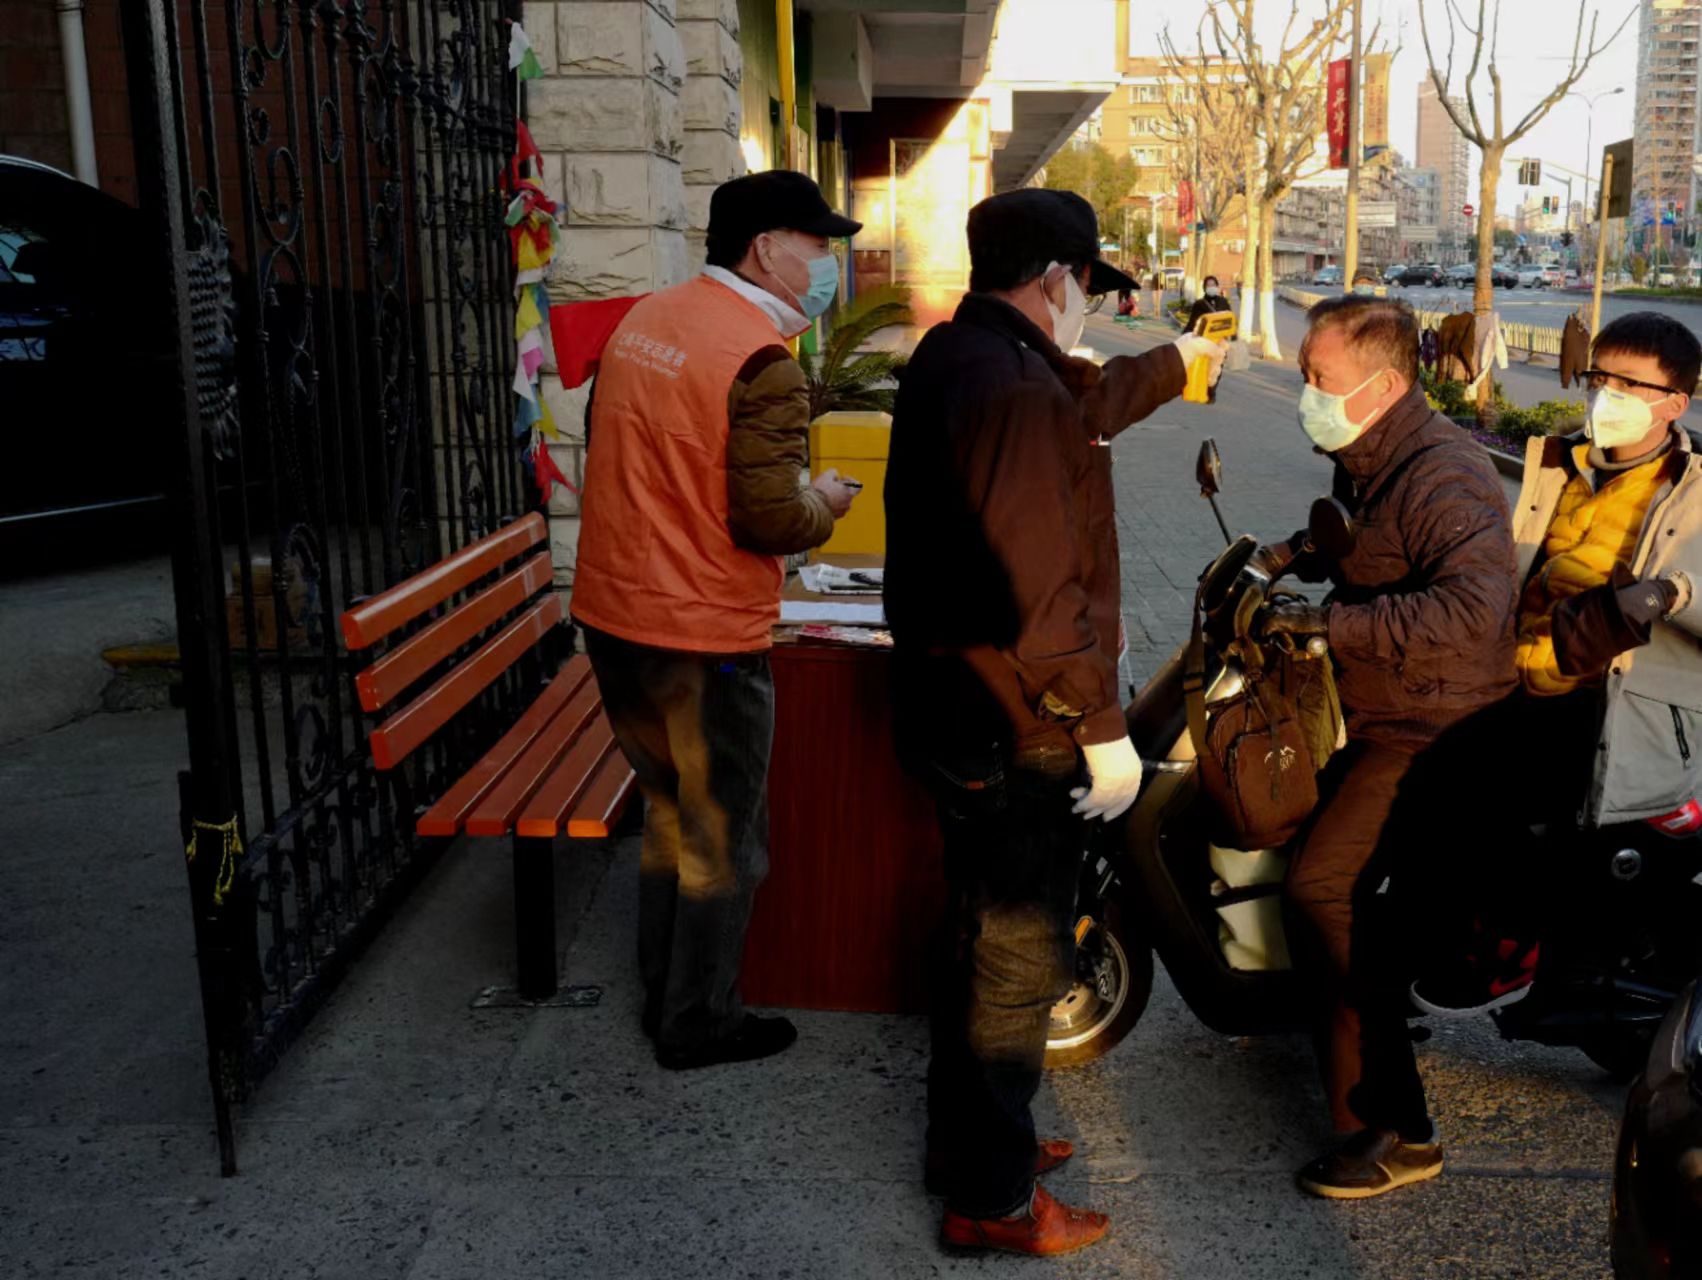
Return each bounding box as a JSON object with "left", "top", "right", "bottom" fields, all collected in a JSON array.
[{"left": 0, "top": 702, "right": 1619, "bottom": 1279}]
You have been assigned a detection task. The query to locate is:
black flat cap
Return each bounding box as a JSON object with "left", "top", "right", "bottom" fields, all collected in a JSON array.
[
  {"left": 967, "top": 188, "right": 1138, "bottom": 296},
  {"left": 708, "top": 170, "right": 862, "bottom": 243}
]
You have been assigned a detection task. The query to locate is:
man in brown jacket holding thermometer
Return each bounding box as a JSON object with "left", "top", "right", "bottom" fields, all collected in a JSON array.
[{"left": 886, "top": 188, "right": 1223, "bottom": 1255}]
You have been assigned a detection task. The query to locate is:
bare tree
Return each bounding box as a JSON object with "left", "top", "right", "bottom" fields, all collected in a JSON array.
[
  {"left": 1209, "top": 0, "right": 1355, "bottom": 358},
  {"left": 1418, "top": 0, "right": 1632, "bottom": 414},
  {"left": 1156, "top": 28, "right": 1259, "bottom": 305}
]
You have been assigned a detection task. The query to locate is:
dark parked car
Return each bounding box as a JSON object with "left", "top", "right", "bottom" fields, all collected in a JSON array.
[
  {"left": 1613, "top": 980, "right": 1702, "bottom": 1278},
  {"left": 1492, "top": 265, "right": 1521, "bottom": 288},
  {"left": 1398, "top": 263, "right": 1445, "bottom": 286},
  {"left": 1, "top": 156, "right": 173, "bottom": 567}
]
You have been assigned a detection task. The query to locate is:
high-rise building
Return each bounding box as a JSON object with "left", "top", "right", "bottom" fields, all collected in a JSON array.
[
  {"left": 1416, "top": 80, "right": 1471, "bottom": 262},
  {"left": 1630, "top": 0, "right": 1702, "bottom": 240}
]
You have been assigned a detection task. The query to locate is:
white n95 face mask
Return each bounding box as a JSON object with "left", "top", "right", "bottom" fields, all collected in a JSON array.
[
  {"left": 1045, "top": 263, "right": 1088, "bottom": 352},
  {"left": 1586, "top": 386, "right": 1663, "bottom": 450}
]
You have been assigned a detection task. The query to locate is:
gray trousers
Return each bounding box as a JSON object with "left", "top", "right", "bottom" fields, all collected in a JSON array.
[{"left": 581, "top": 625, "right": 775, "bottom": 1051}]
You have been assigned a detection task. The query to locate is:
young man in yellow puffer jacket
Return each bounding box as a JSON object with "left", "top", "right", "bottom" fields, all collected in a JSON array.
[{"left": 1409, "top": 312, "right": 1702, "bottom": 1017}]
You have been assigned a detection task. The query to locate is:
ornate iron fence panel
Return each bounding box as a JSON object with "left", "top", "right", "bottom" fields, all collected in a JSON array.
[{"left": 122, "top": 0, "right": 527, "bottom": 1173}]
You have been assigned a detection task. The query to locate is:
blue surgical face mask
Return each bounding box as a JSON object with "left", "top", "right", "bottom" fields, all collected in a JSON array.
[
  {"left": 1297, "top": 370, "right": 1388, "bottom": 451},
  {"left": 770, "top": 236, "right": 840, "bottom": 319}
]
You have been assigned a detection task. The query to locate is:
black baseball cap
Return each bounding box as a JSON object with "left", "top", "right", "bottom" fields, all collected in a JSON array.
[
  {"left": 707, "top": 170, "right": 862, "bottom": 244},
  {"left": 967, "top": 188, "right": 1138, "bottom": 296}
]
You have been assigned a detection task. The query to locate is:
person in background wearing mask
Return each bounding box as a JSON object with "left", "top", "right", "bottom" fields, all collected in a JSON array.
[
  {"left": 1186, "top": 275, "right": 1233, "bottom": 331},
  {"left": 1254, "top": 295, "right": 1516, "bottom": 1200},
  {"left": 885, "top": 188, "right": 1223, "bottom": 1254},
  {"left": 571, "top": 171, "right": 861, "bottom": 1070},
  {"left": 1409, "top": 313, "right": 1702, "bottom": 1017}
]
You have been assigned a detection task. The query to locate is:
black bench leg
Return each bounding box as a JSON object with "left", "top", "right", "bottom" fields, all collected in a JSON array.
[{"left": 513, "top": 834, "right": 558, "bottom": 1000}]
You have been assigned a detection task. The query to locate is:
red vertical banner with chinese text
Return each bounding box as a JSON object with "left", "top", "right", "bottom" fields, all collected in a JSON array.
[
  {"left": 1177, "top": 180, "right": 1195, "bottom": 226},
  {"left": 1327, "top": 58, "right": 1351, "bottom": 169}
]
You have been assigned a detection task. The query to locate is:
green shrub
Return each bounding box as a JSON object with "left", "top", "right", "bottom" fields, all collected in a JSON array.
[
  {"left": 1419, "top": 368, "right": 1582, "bottom": 442},
  {"left": 1493, "top": 397, "right": 1586, "bottom": 443}
]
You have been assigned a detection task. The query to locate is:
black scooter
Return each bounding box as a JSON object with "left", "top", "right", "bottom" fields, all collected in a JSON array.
[{"left": 1045, "top": 440, "right": 1702, "bottom": 1079}]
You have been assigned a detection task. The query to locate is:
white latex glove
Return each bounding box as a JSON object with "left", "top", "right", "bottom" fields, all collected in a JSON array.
[
  {"left": 1172, "top": 333, "right": 1227, "bottom": 386},
  {"left": 1070, "top": 736, "right": 1144, "bottom": 823}
]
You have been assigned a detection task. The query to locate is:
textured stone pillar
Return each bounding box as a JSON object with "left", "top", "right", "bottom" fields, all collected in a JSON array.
[
  {"left": 678, "top": 0, "right": 745, "bottom": 268},
  {"left": 525, "top": 0, "right": 690, "bottom": 591}
]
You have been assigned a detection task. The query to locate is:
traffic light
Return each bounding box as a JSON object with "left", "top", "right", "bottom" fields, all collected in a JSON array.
[{"left": 1519, "top": 159, "right": 1542, "bottom": 186}]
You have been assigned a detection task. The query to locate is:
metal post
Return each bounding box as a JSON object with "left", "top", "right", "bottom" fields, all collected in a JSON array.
[
  {"left": 776, "top": 0, "right": 796, "bottom": 170},
  {"left": 1592, "top": 152, "right": 1614, "bottom": 336},
  {"left": 1342, "top": 0, "right": 1362, "bottom": 287},
  {"left": 118, "top": 0, "right": 247, "bottom": 1176}
]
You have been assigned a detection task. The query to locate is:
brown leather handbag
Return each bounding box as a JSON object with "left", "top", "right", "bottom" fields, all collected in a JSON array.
[{"left": 1183, "top": 586, "right": 1338, "bottom": 851}]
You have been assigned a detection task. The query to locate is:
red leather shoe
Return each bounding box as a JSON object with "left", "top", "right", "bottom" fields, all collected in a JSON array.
[
  {"left": 923, "top": 1138, "right": 1074, "bottom": 1196},
  {"left": 940, "top": 1183, "right": 1110, "bottom": 1256}
]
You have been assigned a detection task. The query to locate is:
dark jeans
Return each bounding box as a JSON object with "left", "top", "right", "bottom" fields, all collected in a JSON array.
[
  {"left": 922, "top": 743, "right": 1082, "bottom": 1219},
  {"left": 582, "top": 625, "right": 775, "bottom": 1052},
  {"left": 1285, "top": 740, "right": 1430, "bottom": 1139}
]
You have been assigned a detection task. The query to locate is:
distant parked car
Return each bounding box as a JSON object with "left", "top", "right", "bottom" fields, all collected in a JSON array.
[
  {"left": 1492, "top": 265, "right": 1521, "bottom": 288},
  {"left": 1312, "top": 265, "right": 1343, "bottom": 286},
  {"left": 1658, "top": 270, "right": 1678, "bottom": 287},
  {"left": 1541, "top": 265, "right": 1566, "bottom": 288},
  {"left": 1383, "top": 263, "right": 1406, "bottom": 283},
  {"left": 1518, "top": 267, "right": 1546, "bottom": 288},
  {"left": 1399, "top": 263, "right": 1445, "bottom": 286},
  {"left": 1446, "top": 262, "right": 1475, "bottom": 285}
]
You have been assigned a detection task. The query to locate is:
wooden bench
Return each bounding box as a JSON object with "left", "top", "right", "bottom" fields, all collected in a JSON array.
[{"left": 340, "top": 512, "right": 636, "bottom": 1000}]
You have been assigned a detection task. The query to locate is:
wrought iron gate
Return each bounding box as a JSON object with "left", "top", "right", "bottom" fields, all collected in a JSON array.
[{"left": 122, "top": 0, "right": 529, "bottom": 1173}]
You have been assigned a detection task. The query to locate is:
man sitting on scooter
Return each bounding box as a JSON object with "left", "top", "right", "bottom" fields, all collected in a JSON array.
[
  {"left": 1259, "top": 295, "right": 1519, "bottom": 1200},
  {"left": 1409, "top": 312, "right": 1702, "bottom": 1017}
]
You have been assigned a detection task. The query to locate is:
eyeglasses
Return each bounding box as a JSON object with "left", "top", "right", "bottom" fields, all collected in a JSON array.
[{"left": 1581, "top": 368, "right": 1684, "bottom": 397}]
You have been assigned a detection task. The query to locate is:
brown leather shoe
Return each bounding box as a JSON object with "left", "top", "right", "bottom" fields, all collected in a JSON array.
[
  {"left": 923, "top": 1138, "right": 1074, "bottom": 1197},
  {"left": 940, "top": 1183, "right": 1110, "bottom": 1256}
]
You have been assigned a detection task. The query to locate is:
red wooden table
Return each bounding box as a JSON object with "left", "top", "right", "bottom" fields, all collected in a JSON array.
[{"left": 741, "top": 638, "right": 945, "bottom": 1014}]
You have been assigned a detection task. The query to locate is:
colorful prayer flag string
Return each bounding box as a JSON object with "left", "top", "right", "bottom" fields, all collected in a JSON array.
[{"left": 502, "top": 25, "right": 572, "bottom": 504}]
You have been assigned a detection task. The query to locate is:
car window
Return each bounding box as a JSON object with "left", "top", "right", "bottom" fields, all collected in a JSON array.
[{"left": 0, "top": 222, "right": 52, "bottom": 361}]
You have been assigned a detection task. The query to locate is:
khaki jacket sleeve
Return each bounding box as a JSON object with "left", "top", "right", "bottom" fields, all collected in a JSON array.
[{"left": 726, "top": 345, "right": 835, "bottom": 555}]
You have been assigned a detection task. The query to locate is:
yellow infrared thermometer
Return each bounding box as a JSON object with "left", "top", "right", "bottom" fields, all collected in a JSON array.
[{"left": 1184, "top": 311, "right": 1236, "bottom": 404}]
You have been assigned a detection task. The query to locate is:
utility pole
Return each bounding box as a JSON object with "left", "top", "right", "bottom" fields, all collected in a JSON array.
[
  {"left": 1592, "top": 150, "right": 1613, "bottom": 335},
  {"left": 1341, "top": 0, "right": 1362, "bottom": 288}
]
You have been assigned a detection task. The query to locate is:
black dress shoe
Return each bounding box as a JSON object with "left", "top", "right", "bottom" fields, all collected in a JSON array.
[{"left": 655, "top": 1013, "right": 797, "bottom": 1070}]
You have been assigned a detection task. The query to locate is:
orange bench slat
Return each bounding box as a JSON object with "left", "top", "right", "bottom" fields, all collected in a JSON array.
[
  {"left": 356, "top": 552, "right": 555, "bottom": 713},
  {"left": 565, "top": 749, "right": 638, "bottom": 839},
  {"left": 369, "top": 595, "right": 562, "bottom": 771},
  {"left": 463, "top": 679, "right": 603, "bottom": 837},
  {"left": 516, "top": 719, "right": 618, "bottom": 839},
  {"left": 415, "top": 656, "right": 593, "bottom": 838},
  {"left": 340, "top": 513, "right": 546, "bottom": 651}
]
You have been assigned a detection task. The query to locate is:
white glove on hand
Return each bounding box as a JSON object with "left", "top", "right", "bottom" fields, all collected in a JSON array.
[
  {"left": 1172, "top": 333, "right": 1227, "bottom": 386},
  {"left": 1070, "top": 736, "right": 1144, "bottom": 823}
]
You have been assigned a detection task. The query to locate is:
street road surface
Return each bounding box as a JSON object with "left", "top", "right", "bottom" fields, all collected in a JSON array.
[{"left": 1382, "top": 283, "right": 1702, "bottom": 335}]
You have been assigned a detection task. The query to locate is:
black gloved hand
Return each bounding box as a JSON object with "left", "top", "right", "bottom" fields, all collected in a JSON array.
[
  {"left": 1552, "top": 564, "right": 1673, "bottom": 678},
  {"left": 1258, "top": 601, "right": 1330, "bottom": 640},
  {"left": 1616, "top": 574, "right": 1680, "bottom": 628}
]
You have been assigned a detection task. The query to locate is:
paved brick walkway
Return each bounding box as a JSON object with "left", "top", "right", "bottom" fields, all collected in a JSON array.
[{"left": 1085, "top": 316, "right": 1335, "bottom": 684}]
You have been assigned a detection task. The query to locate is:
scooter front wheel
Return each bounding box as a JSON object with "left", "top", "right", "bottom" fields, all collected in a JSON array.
[{"left": 1044, "top": 898, "right": 1154, "bottom": 1070}]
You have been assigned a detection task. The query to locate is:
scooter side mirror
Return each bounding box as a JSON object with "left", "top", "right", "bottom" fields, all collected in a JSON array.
[
  {"left": 1307, "top": 496, "right": 1356, "bottom": 560},
  {"left": 1196, "top": 439, "right": 1223, "bottom": 497}
]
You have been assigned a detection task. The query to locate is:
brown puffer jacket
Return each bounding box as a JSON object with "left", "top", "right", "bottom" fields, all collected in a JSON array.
[{"left": 1321, "top": 383, "right": 1519, "bottom": 748}]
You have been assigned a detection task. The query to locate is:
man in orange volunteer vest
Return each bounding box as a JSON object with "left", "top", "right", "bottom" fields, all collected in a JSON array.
[{"left": 571, "top": 171, "right": 861, "bottom": 1070}]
